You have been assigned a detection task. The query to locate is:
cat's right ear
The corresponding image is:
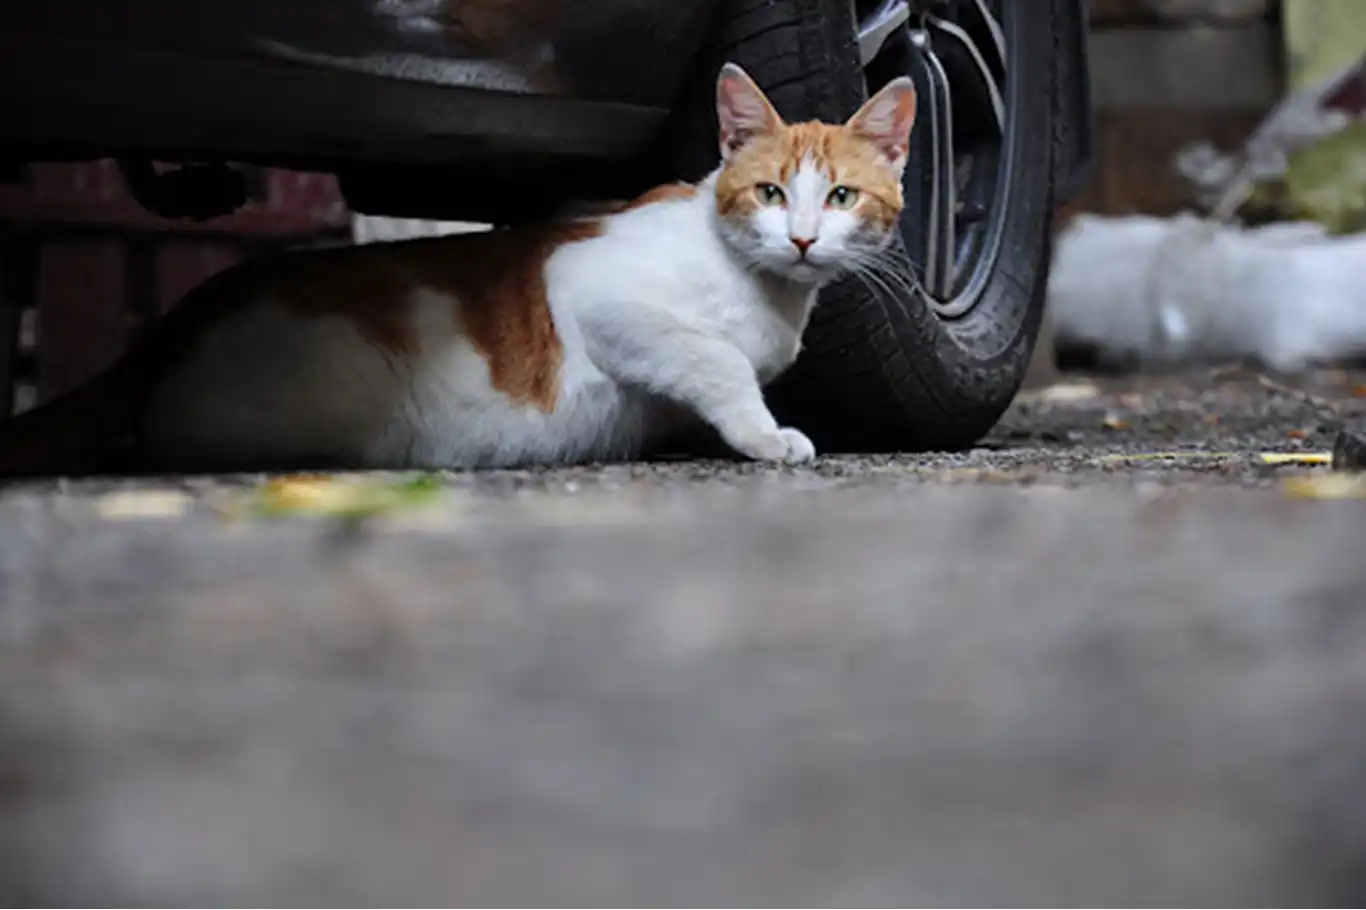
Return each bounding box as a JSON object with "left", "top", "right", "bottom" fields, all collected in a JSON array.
[{"left": 716, "top": 63, "right": 783, "bottom": 160}]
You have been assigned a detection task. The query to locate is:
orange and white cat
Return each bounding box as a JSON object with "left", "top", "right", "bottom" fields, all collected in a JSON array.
[{"left": 0, "top": 64, "right": 917, "bottom": 475}]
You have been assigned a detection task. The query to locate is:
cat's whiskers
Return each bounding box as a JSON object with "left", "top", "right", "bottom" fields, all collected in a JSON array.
[
  {"left": 860, "top": 245, "right": 922, "bottom": 285},
  {"left": 847, "top": 261, "right": 902, "bottom": 305},
  {"left": 845, "top": 267, "right": 885, "bottom": 303},
  {"left": 850, "top": 249, "right": 924, "bottom": 302}
]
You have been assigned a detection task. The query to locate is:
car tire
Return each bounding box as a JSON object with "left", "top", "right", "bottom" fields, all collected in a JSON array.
[{"left": 662, "top": 0, "right": 1056, "bottom": 452}]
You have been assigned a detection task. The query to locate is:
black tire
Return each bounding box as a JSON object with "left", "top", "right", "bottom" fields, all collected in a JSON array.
[{"left": 664, "top": 0, "right": 1056, "bottom": 452}]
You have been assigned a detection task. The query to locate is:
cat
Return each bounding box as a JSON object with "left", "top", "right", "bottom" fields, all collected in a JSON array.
[{"left": 0, "top": 63, "right": 917, "bottom": 476}]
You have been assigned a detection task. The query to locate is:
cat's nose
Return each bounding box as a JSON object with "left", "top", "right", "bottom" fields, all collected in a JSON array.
[{"left": 790, "top": 236, "right": 816, "bottom": 257}]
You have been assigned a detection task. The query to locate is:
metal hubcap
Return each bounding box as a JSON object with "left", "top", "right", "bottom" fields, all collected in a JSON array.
[{"left": 855, "top": 0, "right": 1009, "bottom": 318}]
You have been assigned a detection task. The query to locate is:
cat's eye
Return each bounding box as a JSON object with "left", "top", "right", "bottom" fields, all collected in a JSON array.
[
  {"left": 756, "top": 183, "right": 786, "bottom": 206},
  {"left": 826, "top": 186, "right": 860, "bottom": 209}
]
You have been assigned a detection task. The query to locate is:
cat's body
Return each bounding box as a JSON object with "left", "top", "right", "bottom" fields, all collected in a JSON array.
[
  {"left": 0, "top": 65, "right": 917, "bottom": 475},
  {"left": 141, "top": 179, "right": 816, "bottom": 471}
]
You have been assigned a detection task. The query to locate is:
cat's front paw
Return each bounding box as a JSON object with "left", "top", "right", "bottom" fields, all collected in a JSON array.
[
  {"left": 776, "top": 427, "right": 816, "bottom": 464},
  {"left": 731, "top": 426, "right": 816, "bottom": 463}
]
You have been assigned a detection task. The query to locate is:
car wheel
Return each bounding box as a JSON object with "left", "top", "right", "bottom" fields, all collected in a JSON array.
[{"left": 666, "top": 0, "right": 1056, "bottom": 452}]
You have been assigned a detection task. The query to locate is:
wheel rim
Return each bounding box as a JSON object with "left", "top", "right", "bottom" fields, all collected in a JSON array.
[{"left": 855, "top": 0, "right": 1012, "bottom": 320}]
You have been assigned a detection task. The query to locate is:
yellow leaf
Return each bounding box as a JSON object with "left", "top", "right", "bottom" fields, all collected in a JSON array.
[
  {"left": 1098, "top": 451, "right": 1334, "bottom": 467},
  {"left": 97, "top": 490, "right": 191, "bottom": 520},
  {"left": 262, "top": 476, "right": 354, "bottom": 511},
  {"left": 1258, "top": 452, "right": 1333, "bottom": 466},
  {"left": 251, "top": 474, "right": 445, "bottom": 519},
  {"left": 1032, "top": 381, "right": 1101, "bottom": 404},
  {"left": 1097, "top": 452, "right": 1240, "bottom": 463},
  {"left": 1283, "top": 474, "right": 1366, "bottom": 499}
]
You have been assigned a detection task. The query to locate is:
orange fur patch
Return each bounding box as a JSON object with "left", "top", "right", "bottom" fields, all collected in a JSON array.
[
  {"left": 168, "top": 220, "right": 598, "bottom": 414},
  {"left": 390, "top": 221, "right": 602, "bottom": 413},
  {"left": 273, "top": 256, "right": 421, "bottom": 357},
  {"left": 715, "top": 121, "right": 904, "bottom": 230}
]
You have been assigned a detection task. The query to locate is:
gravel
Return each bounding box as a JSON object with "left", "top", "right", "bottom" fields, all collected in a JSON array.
[{"left": 6, "top": 365, "right": 1365, "bottom": 503}]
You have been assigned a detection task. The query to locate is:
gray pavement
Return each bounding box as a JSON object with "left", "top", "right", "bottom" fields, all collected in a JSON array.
[{"left": 3, "top": 368, "right": 1366, "bottom": 905}]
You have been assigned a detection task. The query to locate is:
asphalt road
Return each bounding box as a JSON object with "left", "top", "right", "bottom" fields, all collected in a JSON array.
[{"left": 3, "top": 367, "right": 1366, "bottom": 905}]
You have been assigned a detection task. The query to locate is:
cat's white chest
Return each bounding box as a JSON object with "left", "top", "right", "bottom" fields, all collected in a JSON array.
[
  {"left": 719, "top": 279, "right": 812, "bottom": 382},
  {"left": 554, "top": 206, "right": 813, "bottom": 382},
  {"left": 730, "top": 303, "right": 804, "bottom": 383}
]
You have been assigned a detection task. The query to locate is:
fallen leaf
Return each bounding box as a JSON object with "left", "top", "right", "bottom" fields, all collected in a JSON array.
[
  {"left": 1259, "top": 452, "right": 1333, "bottom": 466},
  {"left": 260, "top": 476, "right": 351, "bottom": 511},
  {"left": 1102, "top": 414, "right": 1130, "bottom": 430},
  {"left": 1286, "top": 429, "right": 1309, "bottom": 439},
  {"left": 1098, "top": 452, "right": 1240, "bottom": 463},
  {"left": 1034, "top": 381, "right": 1101, "bottom": 404},
  {"left": 97, "top": 490, "right": 192, "bottom": 520},
  {"left": 248, "top": 474, "right": 445, "bottom": 520},
  {"left": 1097, "top": 451, "right": 1334, "bottom": 467},
  {"left": 1283, "top": 474, "right": 1366, "bottom": 499},
  {"left": 1351, "top": 385, "right": 1366, "bottom": 398}
]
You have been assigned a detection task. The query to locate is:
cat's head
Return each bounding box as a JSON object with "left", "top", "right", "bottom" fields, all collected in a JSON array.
[{"left": 712, "top": 62, "right": 917, "bottom": 284}]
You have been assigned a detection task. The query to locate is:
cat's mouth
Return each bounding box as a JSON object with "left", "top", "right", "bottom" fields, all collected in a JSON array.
[{"left": 781, "top": 255, "right": 846, "bottom": 285}]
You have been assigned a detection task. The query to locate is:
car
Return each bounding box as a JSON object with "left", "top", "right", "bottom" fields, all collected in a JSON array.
[{"left": 0, "top": 0, "right": 1094, "bottom": 453}]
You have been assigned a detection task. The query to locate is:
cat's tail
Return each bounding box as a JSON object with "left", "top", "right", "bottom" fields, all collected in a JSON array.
[
  {"left": 0, "top": 255, "right": 244, "bottom": 478},
  {"left": 0, "top": 357, "right": 150, "bottom": 478}
]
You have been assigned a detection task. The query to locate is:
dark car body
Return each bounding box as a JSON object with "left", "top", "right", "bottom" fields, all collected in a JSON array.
[
  {"left": 0, "top": 0, "right": 719, "bottom": 220},
  {"left": 0, "top": 0, "right": 1092, "bottom": 222}
]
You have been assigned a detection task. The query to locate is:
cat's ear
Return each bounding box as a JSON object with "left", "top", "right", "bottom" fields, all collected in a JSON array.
[
  {"left": 716, "top": 63, "right": 783, "bottom": 160},
  {"left": 847, "top": 76, "right": 918, "bottom": 170}
]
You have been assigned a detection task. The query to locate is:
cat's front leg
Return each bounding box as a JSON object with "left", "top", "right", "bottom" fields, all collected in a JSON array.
[
  {"left": 648, "top": 342, "right": 816, "bottom": 464},
  {"left": 680, "top": 363, "right": 816, "bottom": 464},
  {"left": 592, "top": 324, "right": 815, "bottom": 464},
  {"left": 706, "top": 393, "right": 816, "bottom": 464}
]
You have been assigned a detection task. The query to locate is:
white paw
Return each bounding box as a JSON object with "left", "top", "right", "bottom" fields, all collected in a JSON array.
[
  {"left": 776, "top": 427, "right": 816, "bottom": 464},
  {"left": 727, "top": 425, "right": 817, "bottom": 464}
]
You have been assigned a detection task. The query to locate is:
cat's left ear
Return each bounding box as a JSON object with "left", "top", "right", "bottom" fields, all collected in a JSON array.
[
  {"left": 716, "top": 62, "right": 783, "bottom": 160},
  {"left": 847, "top": 76, "right": 918, "bottom": 171}
]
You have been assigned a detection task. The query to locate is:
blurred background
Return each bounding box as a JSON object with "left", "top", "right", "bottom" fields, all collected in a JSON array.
[{"left": 1035, "top": 0, "right": 1366, "bottom": 383}]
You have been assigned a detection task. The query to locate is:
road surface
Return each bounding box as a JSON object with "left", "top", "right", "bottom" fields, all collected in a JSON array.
[{"left": 3, "top": 367, "right": 1366, "bottom": 905}]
